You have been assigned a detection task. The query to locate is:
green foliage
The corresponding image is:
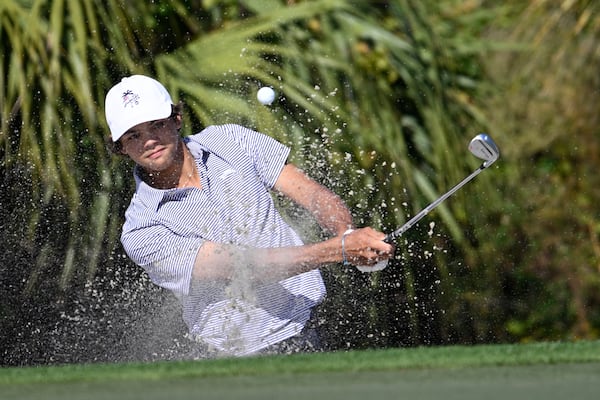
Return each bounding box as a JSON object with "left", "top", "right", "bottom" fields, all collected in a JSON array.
[
  {"left": 476, "top": 0, "right": 600, "bottom": 342},
  {"left": 1, "top": 0, "right": 599, "bottom": 365}
]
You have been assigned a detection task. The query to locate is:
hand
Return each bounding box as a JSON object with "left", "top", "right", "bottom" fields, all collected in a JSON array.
[{"left": 341, "top": 227, "right": 395, "bottom": 267}]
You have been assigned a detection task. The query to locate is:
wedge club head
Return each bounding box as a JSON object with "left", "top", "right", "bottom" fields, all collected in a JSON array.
[{"left": 469, "top": 133, "right": 500, "bottom": 168}]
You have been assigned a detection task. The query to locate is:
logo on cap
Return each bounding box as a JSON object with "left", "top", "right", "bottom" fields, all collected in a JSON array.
[{"left": 122, "top": 90, "right": 140, "bottom": 108}]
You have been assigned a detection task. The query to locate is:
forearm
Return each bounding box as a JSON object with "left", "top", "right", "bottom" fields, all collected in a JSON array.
[
  {"left": 306, "top": 187, "right": 354, "bottom": 236},
  {"left": 275, "top": 164, "right": 353, "bottom": 236},
  {"left": 192, "top": 227, "right": 394, "bottom": 282},
  {"left": 192, "top": 238, "right": 343, "bottom": 281}
]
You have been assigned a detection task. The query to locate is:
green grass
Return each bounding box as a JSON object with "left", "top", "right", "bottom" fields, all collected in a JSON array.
[{"left": 2, "top": 341, "right": 599, "bottom": 400}]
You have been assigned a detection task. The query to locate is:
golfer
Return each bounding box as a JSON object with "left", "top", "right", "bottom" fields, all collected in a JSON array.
[{"left": 104, "top": 75, "right": 394, "bottom": 357}]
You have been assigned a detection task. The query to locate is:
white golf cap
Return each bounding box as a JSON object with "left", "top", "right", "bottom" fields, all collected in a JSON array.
[{"left": 105, "top": 75, "right": 173, "bottom": 142}]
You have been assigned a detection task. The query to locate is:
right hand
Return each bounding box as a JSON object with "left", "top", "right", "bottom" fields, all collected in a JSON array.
[{"left": 341, "top": 227, "right": 395, "bottom": 267}]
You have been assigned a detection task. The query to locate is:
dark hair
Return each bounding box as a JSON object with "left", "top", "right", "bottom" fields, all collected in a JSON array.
[{"left": 106, "top": 102, "right": 184, "bottom": 155}]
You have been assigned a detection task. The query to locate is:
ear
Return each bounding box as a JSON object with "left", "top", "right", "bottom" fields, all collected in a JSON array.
[
  {"left": 118, "top": 140, "right": 128, "bottom": 155},
  {"left": 172, "top": 114, "right": 183, "bottom": 133}
]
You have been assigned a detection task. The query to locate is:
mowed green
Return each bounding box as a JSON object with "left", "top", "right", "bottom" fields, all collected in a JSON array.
[{"left": 2, "top": 341, "right": 599, "bottom": 400}]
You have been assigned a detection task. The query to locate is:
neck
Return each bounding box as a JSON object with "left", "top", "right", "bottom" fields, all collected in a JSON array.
[{"left": 177, "top": 148, "right": 201, "bottom": 188}]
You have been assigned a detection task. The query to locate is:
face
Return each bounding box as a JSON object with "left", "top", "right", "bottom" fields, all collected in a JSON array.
[{"left": 119, "top": 116, "right": 182, "bottom": 174}]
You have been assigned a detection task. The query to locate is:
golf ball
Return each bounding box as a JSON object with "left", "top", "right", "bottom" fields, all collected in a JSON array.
[{"left": 257, "top": 87, "right": 275, "bottom": 105}]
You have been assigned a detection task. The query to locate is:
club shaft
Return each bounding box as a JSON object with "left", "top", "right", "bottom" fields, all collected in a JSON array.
[{"left": 385, "top": 164, "right": 486, "bottom": 242}]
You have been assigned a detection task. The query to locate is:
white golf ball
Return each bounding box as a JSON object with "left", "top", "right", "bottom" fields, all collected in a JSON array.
[{"left": 257, "top": 87, "right": 275, "bottom": 105}]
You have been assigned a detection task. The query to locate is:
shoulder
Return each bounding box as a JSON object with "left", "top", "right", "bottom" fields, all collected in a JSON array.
[
  {"left": 186, "top": 124, "right": 286, "bottom": 155},
  {"left": 188, "top": 124, "right": 254, "bottom": 140}
]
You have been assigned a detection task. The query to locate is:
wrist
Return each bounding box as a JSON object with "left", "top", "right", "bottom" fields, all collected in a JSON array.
[{"left": 337, "top": 223, "right": 354, "bottom": 237}]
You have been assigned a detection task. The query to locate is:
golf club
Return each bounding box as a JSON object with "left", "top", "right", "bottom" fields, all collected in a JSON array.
[
  {"left": 355, "top": 133, "right": 499, "bottom": 272},
  {"left": 385, "top": 133, "right": 500, "bottom": 243}
]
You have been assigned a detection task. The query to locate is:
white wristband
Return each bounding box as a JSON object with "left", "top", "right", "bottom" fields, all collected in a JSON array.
[{"left": 341, "top": 229, "right": 354, "bottom": 266}]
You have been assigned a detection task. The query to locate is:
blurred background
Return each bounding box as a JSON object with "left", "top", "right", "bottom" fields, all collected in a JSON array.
[{"left": 1, "top": 0, "right": 598, "bottom": 366}]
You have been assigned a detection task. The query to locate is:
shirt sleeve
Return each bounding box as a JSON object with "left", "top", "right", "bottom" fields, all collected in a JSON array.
[
  {"left": 219, "top": 124, "right": 290, "bottom": 189},
  {"left": 121, "top": 221, "right": 203, "bottom": 297}
]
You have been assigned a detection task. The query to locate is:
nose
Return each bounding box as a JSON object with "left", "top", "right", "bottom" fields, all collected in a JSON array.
[{"left": 140, "top": 129, "right": 161, "bottom": 150}]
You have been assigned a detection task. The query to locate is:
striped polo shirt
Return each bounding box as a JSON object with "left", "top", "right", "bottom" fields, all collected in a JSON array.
[{"left": 121, "top": 124, "right": 326, "bottom": 356}]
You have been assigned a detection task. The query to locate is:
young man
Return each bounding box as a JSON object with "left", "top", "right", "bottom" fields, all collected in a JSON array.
[{"left": 105, "top": 75, "right": 394, "bottom": 357}]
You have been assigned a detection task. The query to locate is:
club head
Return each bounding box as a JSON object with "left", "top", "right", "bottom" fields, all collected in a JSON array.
[{"left": 469, "top": 133, "right": 500, "bottom": 167}]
